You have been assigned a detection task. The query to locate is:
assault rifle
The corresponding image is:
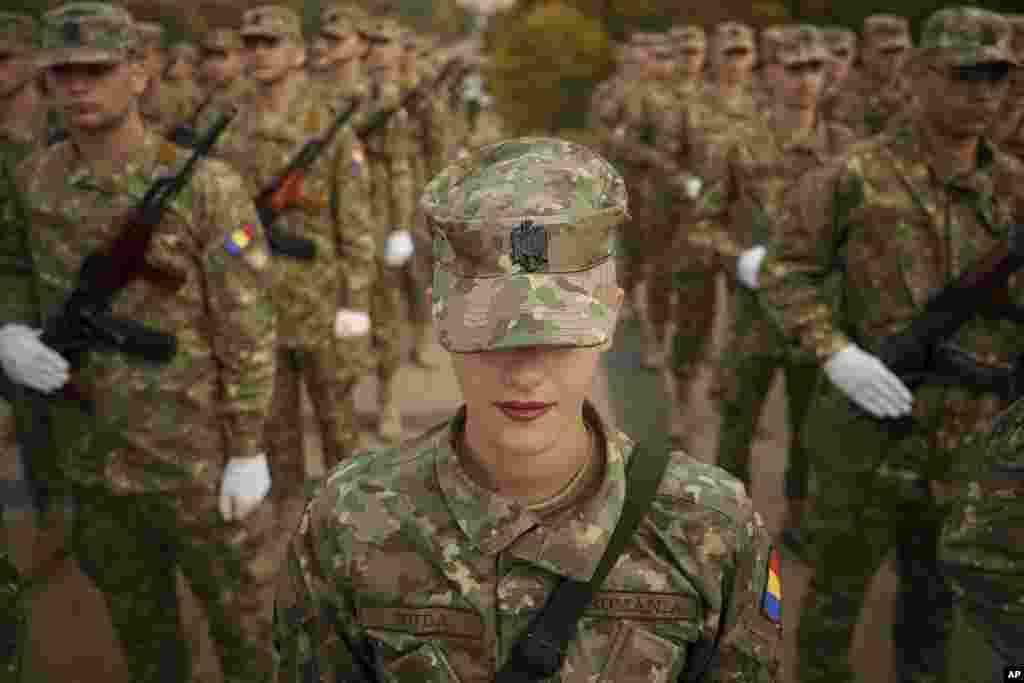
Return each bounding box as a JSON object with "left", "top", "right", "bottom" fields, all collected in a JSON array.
[
  {"left": 168, "top": 87, "right": 219, "bottom": 148},
  {"left": 0, "top": 108, "right": 236, "bottom": 514},
  {"left": 870, "top": 223, "right": 1024, "bottom": 412},
  {"left": 254, "top": 97, "right": 362, "bottom": 260},
  {"left": 355, "top": 58, "right": 463, "bottom": 140}
]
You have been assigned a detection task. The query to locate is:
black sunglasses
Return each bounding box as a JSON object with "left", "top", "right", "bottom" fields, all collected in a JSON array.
[
  {"left": 242, "top": 35, "right": 282, "bottom": 50},
  {"left": 784, "top": 60, "right": 825, "bottom": 76},
  {"left": 949, "top": 62, "right": 1011, "bottom": 84}
]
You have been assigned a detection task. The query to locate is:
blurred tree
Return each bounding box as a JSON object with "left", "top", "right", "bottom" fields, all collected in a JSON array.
[{"left": 488, "top": 0, "right": 613, "bottom": 135}]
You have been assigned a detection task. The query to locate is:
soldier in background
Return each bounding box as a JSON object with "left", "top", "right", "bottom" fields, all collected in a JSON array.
[
  {"left": 687, "top": 25, "right": 854, "bottom": 557},
  {"left": 5, "top": 4, "right": 282, "bottom": 680},
  {"left": 218, "top": 6, "right": 375, "bottom": 514},
  {"left": 135, "top": 21, "right": 168, "bottom": 131},
  {"left": 822, "top": 26, "right": 857, "bottom": 93},
  {"left": 400, "top": 31, "right": 448, "bottom": 368},
  {"left": 358, "top": 17, "right": 417, "bottom": 443},
  {"left": 166, "top": 41, "right": 198, "bottom": 83},
  {"left": 161, "top": 41, "right": 200, "bottom": 135},
  {"left": 0, "top": 12, "right": 44, "bottom": 679},
  {"left": 755, "top": 25, "right": 789, "bottom": 107},
  {"left": 760, "top": 8, "right": 1023, "bottom": 682},
  {"left": 823, "top": 14, "right": 912, "bottom": 138},
  {"left": 994, "top": 15, "right": 1024, "bottom": 161},
  {"left": 192, "top": 28, "right": 250, "bottom": 140}
]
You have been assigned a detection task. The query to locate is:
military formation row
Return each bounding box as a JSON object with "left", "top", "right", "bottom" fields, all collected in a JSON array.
[{"left": 589, "top": 9, "right": 1024, "bottom": 681}]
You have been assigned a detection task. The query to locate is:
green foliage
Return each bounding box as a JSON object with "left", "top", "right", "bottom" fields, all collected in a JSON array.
[{"left": 489, "top": 0, "right": 613, "bottom": 135}]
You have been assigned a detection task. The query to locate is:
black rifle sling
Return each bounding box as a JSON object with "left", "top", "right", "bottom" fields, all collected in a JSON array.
[{"left": 495, "top": 437, "right": 672, "bottom": 682}]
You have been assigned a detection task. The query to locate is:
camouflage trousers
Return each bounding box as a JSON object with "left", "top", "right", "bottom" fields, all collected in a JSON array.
[
  {"left": 265, "top": 342, "right": 362, "bottom": 495},
  {"left": 797, "top": 388, "right": 956, "bottom": 683},
  {"left": 666, "top": 269, "right": 718, "bottom": 396},
  {"left": 398, "top": 223, "right": 432, "bottom": 329},
  {"left": 715, "top": 287, "right": 820, "bottom": 495},
  {"left": 73, "top": 484, "right": 281, "bottom": 683},
  {"left": 372, "top": 261, "right": 405, "bottom": 381}
]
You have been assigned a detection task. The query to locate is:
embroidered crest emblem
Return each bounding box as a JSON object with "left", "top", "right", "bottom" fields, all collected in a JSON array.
[
  {"left": 62, "top": 20, "right": 81, "bottom": 46},
  {"left": 510, "top": 220, "right": 548, "bottom": 273}
]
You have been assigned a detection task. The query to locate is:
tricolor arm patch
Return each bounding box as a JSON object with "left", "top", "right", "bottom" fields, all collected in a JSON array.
[
  {"left": 225, "top": 223, "right": 255, "bottom": 254},
  {"left": 760, "top": 545, "right": 781, "bottom": 624}
]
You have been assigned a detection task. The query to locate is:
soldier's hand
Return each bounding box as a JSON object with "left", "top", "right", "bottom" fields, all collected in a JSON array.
[
  {"left": 737, "top": 245, "right": 767, "bottom": 289},
  {"left": 219, "top": 453, "right": 271, "bottom": 522},
  {"left": 384, "top": 230, "right": 415, "bottom": 267},
  {"left": 824, "top": 343, "right": 913, "bottom": 418},
  {"left": 335, "top": 309, "right": 371, "bottom": 338},
  {"left": 0, "top": 324, "right": 70, "bottom": 394}
]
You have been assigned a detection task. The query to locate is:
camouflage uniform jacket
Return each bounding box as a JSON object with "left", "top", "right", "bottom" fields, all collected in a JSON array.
[
  {"left": 0, "top": 128, "right": 41, "bottom": 324},
  {"left": 760, "top": 122, "right": 1024, "bottom": 459},
  {"left": 274, "top": 401, "right": 782, "bottom": 682},
  {"left": 140, "top": 78, "right": 198, "bottom": 138},
  {"left": 217, "top": 75, "right": 376, "bottom": 347},
  {"left": 607, "top": 77, "right": 682, "bottom": 173},
  {"left": 192, "top": 77, "right": 254, "bottom": 144},
  {"left": 687, "top": 113, "right": 856, "bottom": 279},
  {"left": 361, "top": 78, "right": 415, "bottom": 245},
  {"left": 821, "top": 69, "right": 913, "bottom": 139},
  {"left": 14, "top": 130, "right": 276, "bottom": 493}
]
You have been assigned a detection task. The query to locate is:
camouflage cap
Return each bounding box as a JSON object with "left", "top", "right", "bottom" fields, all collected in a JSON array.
[
  {"left": 168, "top": 41, "right": 197, "bottom": 64},
  {"left": 918, "top": 7, "right": 1017, "bottom": 67},
  {"left": 40, "top": 3, "right": 138, "bottom": 68},
  {"left": 200, "top": 28, "right": 242, "bottom": 53},
  {"left": 670, "top": 25, "right": 706, "bottom": 51},
  {"left": 823, "top": 26, "right": 857, "bottom": 58},
  {"left": 0, "top": 12, "right": 38, "bottom": 56},
  {"left": 759, "top": 25, "right": 789, "bottom": 64},
  {"left": 778, "top": 25, "right": 832, "bottom": 66},
  {"left": 134, "top": 20, "right": 164, "bottom": 49},
  {"left": 862, "top": 14, "right": 911, "bottom": 50},
  {"left": 713, "top": 22, "right": 756, "bottom": 53},
  {"left": 629, "top": 31, "right": 665, "bottom": 46},
  {"left": 241, "top": 6, "right": 303, "bottom": 42},
  {"left": 358, "top": 17, "right": 403, "bottom": 44},
  {"left": 422, "top": 137, "right": 628, "bottom": 353},
  {"left": 320, "top": 3, "right": 364, "bottom": 38}
]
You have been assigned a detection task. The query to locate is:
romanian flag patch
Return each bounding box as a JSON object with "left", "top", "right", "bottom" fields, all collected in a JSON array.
[
  {"left": 761, "top": 545, "right": 782, "bottom": 624},
  {"left": 224, "top": 224, "right": 255, "bottom": 255}
]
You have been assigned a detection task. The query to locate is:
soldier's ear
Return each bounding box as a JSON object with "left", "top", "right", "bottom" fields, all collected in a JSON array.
[
  {"left": 127, "top": 59, "right": 148, "bottom": 97},
  {"left": 291, "top": 44, "right": 306, "bottom": 69}
]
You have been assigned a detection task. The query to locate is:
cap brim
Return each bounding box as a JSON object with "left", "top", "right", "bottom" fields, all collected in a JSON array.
[
  {"left": 434, "top": 257, "right": 620, "bottom": 352},
  {"left": 240, "top": 27, "right": 284, "bottom": 39},
  {"left": 39, "top": 49, "right": 122, "bottom": 68}
]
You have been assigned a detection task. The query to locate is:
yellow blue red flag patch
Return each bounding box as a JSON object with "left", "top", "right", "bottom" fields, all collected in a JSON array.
[
  {"left": 761, "top": 545, "right": 782, "bottom": 624},
  {"left": 225, "top": 224, "right": 255, "bottom": 254}
]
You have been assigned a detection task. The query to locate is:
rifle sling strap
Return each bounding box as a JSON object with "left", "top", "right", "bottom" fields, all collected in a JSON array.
[{"left": 495, "top": 437, "right": 672, "bottom": 682}]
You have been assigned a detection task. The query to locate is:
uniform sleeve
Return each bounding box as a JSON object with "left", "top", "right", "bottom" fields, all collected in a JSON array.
[
  {"left": 758, "top": 160, "right": 853, "bottom": 363},
  {"left": 331, "top": 128, "right": 376, "bottom": 312},
  {"left": 424, "top": 94, "right": 452, "bottom": 181},
  {"left": 387, "top": 113, "right": 416, "bottom": 232},
  {"left": 713, "top": 507, "right": 782, "bottom": 682},
  {"left": 196, "top": 162, "right": 277, "bottom": 462},
  {"left": 274, "top": 496, "right": 369, "bottom": 682},
  {"left": 685, "top": 142, "right": 743, "bottom": 277}
]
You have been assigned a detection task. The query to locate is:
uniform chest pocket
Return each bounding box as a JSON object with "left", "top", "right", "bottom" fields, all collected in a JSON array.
[
  {"left": 597, "top": 622, "right": 691, "bottom": 683},
  {"left": 358, "top": 606, "right": 483, "bottom": 683}
]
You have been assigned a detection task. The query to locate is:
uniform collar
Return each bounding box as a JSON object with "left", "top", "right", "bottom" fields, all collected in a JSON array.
[
  {"left": 768, "top": 111, "right": 831, "bottom": 157},
  {"left": 436, "top": 400, "right": 634, "bottom": 582},
  {"left": 891, "top": 120, "right": 997, "bottom": 197},
  {"left": 66, "top": 128, "right": 169, "bottom": 197}
]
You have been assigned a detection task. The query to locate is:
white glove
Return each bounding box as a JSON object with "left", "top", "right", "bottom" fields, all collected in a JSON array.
[
  {"left": 384, "top": 230, "right": 415, "bottom": 267},
  {"left": 684, "top": 175, "right": 703, "bottom": 200},
  {"left": 737, "top": 245, "right": 767, "bottom": 289},
  {"left": 824, "top": 344, "right": 913, "bottom": 418},
  {"left": 219, "top": 453, "right": 271, "bottom": 522},
  {"left": 0, "top": 324, "right": 69, "bottom": 393},
  {"left": 335, "top": 309, "right": 371, "bottom": 338}
]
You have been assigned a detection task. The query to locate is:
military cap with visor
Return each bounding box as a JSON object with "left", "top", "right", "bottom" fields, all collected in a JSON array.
[
  {"left": 822, "top": 26, "right": 857, "bottom": 59},
  {"left": 0, "top": 12, "right": 38, "bottom": 57},
  {"left": 39, "top": 3, "right": 139, "bottom": 68},
  {"left": 320, "top": 3, "right": 365, "bottom": 39},
  {"left": 917, "top": 7, "right": 1018, "bottom": 68},
  {"left": 670, "top": 25, "right": 706, "bottom": 52},
  {"left": 759, "top": 25, "right": 790, "bottom": 65},
  {"left": 357, "top": 17, "right": 404, "bottom": 44},
  {"left": 200, "top": 27, "right": 242, "bottom": 52},
  {"left": 713, "top": 22, "right": 756, "bottom": 53},
  {"left": 422, "top": 137, "right": 628, "bottom": 353},
  {"left": 862, "top": 14, "right": 911, "bottom": 50},
  {"left": 629, "top": 31, "right": 665, "bottom": 47},
  {"left": 241, "top": 5, "right": 303, "bottom": 43},
  {"left": 778, "top": 24, "right": 832, "bottom": 67}
]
